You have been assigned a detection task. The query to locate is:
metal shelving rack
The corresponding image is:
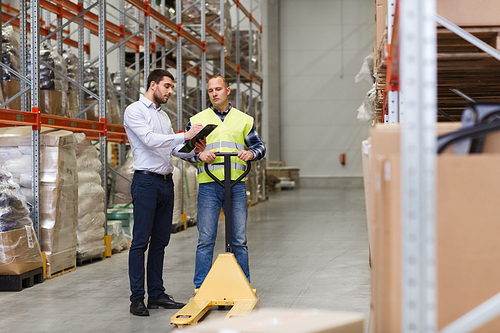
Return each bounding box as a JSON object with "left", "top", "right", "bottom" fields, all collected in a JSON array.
[
  {"left": 383, "top": 0, "right": 500, "bottom": 331},
  {"left": 0, "top": 0, "right": 264, "bottom": 237}
]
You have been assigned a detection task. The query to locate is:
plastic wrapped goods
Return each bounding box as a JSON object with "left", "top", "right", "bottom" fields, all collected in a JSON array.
[
  {"left": 172, "top": 163, "right": 182, "bottom": 228},
  {"left": 231, "top": 30, "right": 262, "bottom": 76},
  {"left": 84, "top": 61, "right": 122, "bottom": 124},
  {"left": 182, "top": 161, "right": 199, "bottom": 224},
  {"left": 75, "top": 133, "right": 106, "bottom": 258},
  {"left": 171, "top": 0, "right": 232, "bottom": 59},
  {"left": 0, "top": 127, "right": 78, "bottom": 277},
  {"left": 107, "top": 220, "right": 128, "bottom": 252},
  {"left": 1, "top": 25, "right": 20, "bottom": 81},
  {"left": 0, "top": 225, "right": 44, "bottom": 275},
  {"left": 111, "top": 70, "right": 140, "bottom": 108},
  {"left": 109, "top": 150, "right": 134, "bottom": 206},
  {"left": 0, "top": 170, "right": 32, "bottom": 232},
  {"left": 63, "top": 50, "right": 80, "bottom": 118}
]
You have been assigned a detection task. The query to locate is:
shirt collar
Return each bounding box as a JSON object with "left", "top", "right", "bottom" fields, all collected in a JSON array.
[
  {"left": 210, "top": 103, "right": 232, "bottom": 115},
  {"left": 140, "top": 96, "right": 162, "bottom": 111}
]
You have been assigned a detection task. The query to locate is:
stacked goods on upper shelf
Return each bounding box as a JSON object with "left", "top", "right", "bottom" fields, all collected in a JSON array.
[
  {"left": 170, "top": 0, "right": 233, "bottom": 60},
  {"left": 1, "top": 25, "right": 19, "bottom": 109},
  {"left": 0, "top": 170, "right": 44, "bottom": 276},
  {"left": 74, "top": 133, "right": 106, "bottom": 260},
  {"left": 63, "top": 50, "right": 80, "bottom": 118},
  {"left": 83, "top": 62, "right": 122, "bottom": 124},
  {"left": 0, "top": 127, "right": 78, "bottom": 277},
  {"left": 111, "top": 70, "right": 141, "bottom": 110},
  {"left": 374, "top": 0, "right": 500, "bottom": 122},
  {"left": 231, "top": 30, "right": 262, "bottom": 76}
]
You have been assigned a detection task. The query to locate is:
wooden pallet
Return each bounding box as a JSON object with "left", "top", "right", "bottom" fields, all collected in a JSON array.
[
  {"left": 76, "top": 253, "right": 104, "bottom": 266},
  {"left": 45, "top": 265, "right": 76, "bottom": 279}
]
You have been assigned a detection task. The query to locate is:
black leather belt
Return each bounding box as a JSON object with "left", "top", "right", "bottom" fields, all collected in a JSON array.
[{"left": 134, "top": 170, "right": 173, "bottom": 181}]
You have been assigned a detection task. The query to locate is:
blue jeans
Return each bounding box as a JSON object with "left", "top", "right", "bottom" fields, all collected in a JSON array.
[
  {"left": 129, "top": 173, "right": 174, "bottom": 301},
  {"left": 194, "top": 182, "right": 249, "bottom": 288}
]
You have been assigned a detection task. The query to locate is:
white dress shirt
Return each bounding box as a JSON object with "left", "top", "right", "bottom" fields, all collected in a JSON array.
[{"left": 124, "top": 96, "right": 194, "bottom": 175}]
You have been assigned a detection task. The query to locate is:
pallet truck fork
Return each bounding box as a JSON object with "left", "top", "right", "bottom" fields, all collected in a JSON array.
[{"left": 171, "top": 153, "right": 259, "bottom": 327}]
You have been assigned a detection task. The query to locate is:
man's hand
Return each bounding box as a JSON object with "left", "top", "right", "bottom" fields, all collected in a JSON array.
[
  {"left": 184, "top": 123, "right": 204, "bottom": 140},
  {"left": 238, "top": 150, "right": 254, "bottom": 162},
  {"left": 194, "top": 138, "right": 206, "bottom": 153},
  {"left": 199, "top": 151, "right": 218, "bottom": 163}
]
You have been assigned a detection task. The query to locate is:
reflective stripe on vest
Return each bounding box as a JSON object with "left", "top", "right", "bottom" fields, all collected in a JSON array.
[
  {"left": 197, "top": 162, "right": 246, "bottom": 175},
  {"left": 190, "top": 107, "right": 253, "bottom": 183},
  {"left": 205, "top": 141, "right": 245, "bottom": 151}
]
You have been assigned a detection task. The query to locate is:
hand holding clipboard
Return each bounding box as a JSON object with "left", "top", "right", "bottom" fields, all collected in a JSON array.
[{"left": 179, "top": 124, "right": 218, "bottom": 153}]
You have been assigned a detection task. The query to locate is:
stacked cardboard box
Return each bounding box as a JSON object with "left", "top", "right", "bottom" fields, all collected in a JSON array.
[{"left": 366, "top": 123, "right": 500, "bottom": 332}]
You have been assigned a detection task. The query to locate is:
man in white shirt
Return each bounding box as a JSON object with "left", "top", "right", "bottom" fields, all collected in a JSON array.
[{"left": 124, "top": 69, "right": 204, "bottom": 316}]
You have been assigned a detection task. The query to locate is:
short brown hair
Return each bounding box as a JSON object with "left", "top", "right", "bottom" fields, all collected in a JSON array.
[
  {"left": 147, "top": 69, "right": 174, "bottom": 90},
  {"left": 208, "top": 75, "right": 228, "bottom": 88}
]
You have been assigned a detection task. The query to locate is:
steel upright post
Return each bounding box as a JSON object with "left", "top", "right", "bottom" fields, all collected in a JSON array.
[
  {"left": 98, "top": 0, "right": 108, "bottom": 231},
  {"left": 78, "top": 2, "right": 85, "bottom": 119},
  {"left": 56, "top": 13, "right": 63, "bottom": 55},
  {"left": 220, "top": 0, "right": 225, "bottom": 76},
  {"left": 30, "top": 0, "right": 41, "bottom": 238},
  {"left": 176, "top": 0, "right": 183, "bottom": 132},
  {"left": 201, "top": 0, "right": 207, "bottom": 110},
  {"left": 235, "top": 6, "right": 240, "bottom": 109},
  {"left": 248, "top": 0, "right": 253, "bottom": 116},
  {"left": 144, "top": 1, "right": 151, "bottom": 91},
  {"left": 151, "top": 2, "right": 157, "bottom": 69},
  {"left": 119, "top": 0, "right": 127, "bottom": 165},
  {"left": 400, "top": 0, "right": 437, "bottom": 331},
  {"left": 161, "top": 1, "right": 166, "bottom": 69},
  {"left": 20, "top": 0, "right": 27, "bottom": 111}
]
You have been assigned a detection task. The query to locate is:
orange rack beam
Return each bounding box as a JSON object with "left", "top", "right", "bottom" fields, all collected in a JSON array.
[{"left": 0, "top": 108, "right": 127, "bottom": 143}]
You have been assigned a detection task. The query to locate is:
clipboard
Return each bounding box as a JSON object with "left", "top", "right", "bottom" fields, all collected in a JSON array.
[{"left": 178, "top": 124, "right": 218, "bottom": 153}]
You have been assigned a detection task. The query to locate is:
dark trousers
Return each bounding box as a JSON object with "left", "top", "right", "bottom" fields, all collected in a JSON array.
[{"left": 128, "top": 172, "right": 174, "bottom": 301}]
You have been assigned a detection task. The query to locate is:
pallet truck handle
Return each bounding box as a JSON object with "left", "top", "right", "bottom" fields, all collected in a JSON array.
[{"left": 203, "top": 152, "right": 252, "bottom": 188}]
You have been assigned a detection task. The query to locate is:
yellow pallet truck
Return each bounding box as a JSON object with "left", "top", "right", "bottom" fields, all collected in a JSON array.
[{"left": 171, "top": 153, "right": 259, "bottom": 327}]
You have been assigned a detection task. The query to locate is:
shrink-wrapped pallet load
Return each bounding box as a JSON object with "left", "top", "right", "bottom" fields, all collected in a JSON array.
[
  {"left": 109, "top": 150, "right": 134, "bottom": 206},
  {"left": 74, "top": 133, "right": 106, "bottom": 259},
  {"left": 172, "top": 158, "right": 183, "bottom": 231},
  {"left": 1, "top": 25, "right": 19, "bottom": 109},
  {"left": 83, "top": 61, "right": 121, "bottom": 124},
  {"left": 0, "top": 127, "right": 78, "bottom": 277},
  {"left": 0, "top": 169, "right": 44, "bottom": 276},
  {"left": 231, "top": 30, "right": 262, "bottom": 76},
  {"left": 182, "top": 161, "right": 199, "bottom": 225},
  {"left": 63, "top": 50, "right": 80, "bottom": 118},
  {"left": 27, "top": 42, "right": 68, "bottom": 116}
]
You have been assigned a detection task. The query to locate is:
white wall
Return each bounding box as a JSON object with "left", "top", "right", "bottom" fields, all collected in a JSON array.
[{"left": 279, "top": 0, "right": 374, "bottom": 179}]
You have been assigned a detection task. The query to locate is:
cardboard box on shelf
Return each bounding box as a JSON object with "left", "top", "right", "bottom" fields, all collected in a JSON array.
[
  {"left": 39, "top": 90, "right": 63, "bottom": 116},
  {"left": 367, "top": 123, "right": 500, "bottom": 332},
  {"left": 172, "top": 308, "right": 364, "bottom": 333},
  {"left": 1, "top": 80, "right": 21, "bottom": 110},
  {"left": 372, "top": 154, "right": 500, "bottom": 332},
  {"left": 0, "top": 225, "right": 44, "bottom": 275}
]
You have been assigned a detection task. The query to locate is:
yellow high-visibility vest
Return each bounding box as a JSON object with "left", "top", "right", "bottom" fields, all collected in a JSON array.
[{"left": 190, "top": 107, "right": 253, "bottom": 183}]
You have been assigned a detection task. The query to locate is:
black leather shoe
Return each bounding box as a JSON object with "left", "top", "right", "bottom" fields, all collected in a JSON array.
[
  {"left": 147, "top": 293, "right": 185, "bottom": 309},
  {"left": 130, "top": 298, "right": 150, "bottom": 316}
]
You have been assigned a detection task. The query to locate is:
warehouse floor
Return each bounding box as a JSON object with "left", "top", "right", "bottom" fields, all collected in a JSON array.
[{"left": 0, "top": 187, "right": 370, "bottom": 332}]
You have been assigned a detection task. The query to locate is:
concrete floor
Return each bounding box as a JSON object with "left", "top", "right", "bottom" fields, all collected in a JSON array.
[{"left": 0, "top": 187, "right": 370, "bottom": 332}]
